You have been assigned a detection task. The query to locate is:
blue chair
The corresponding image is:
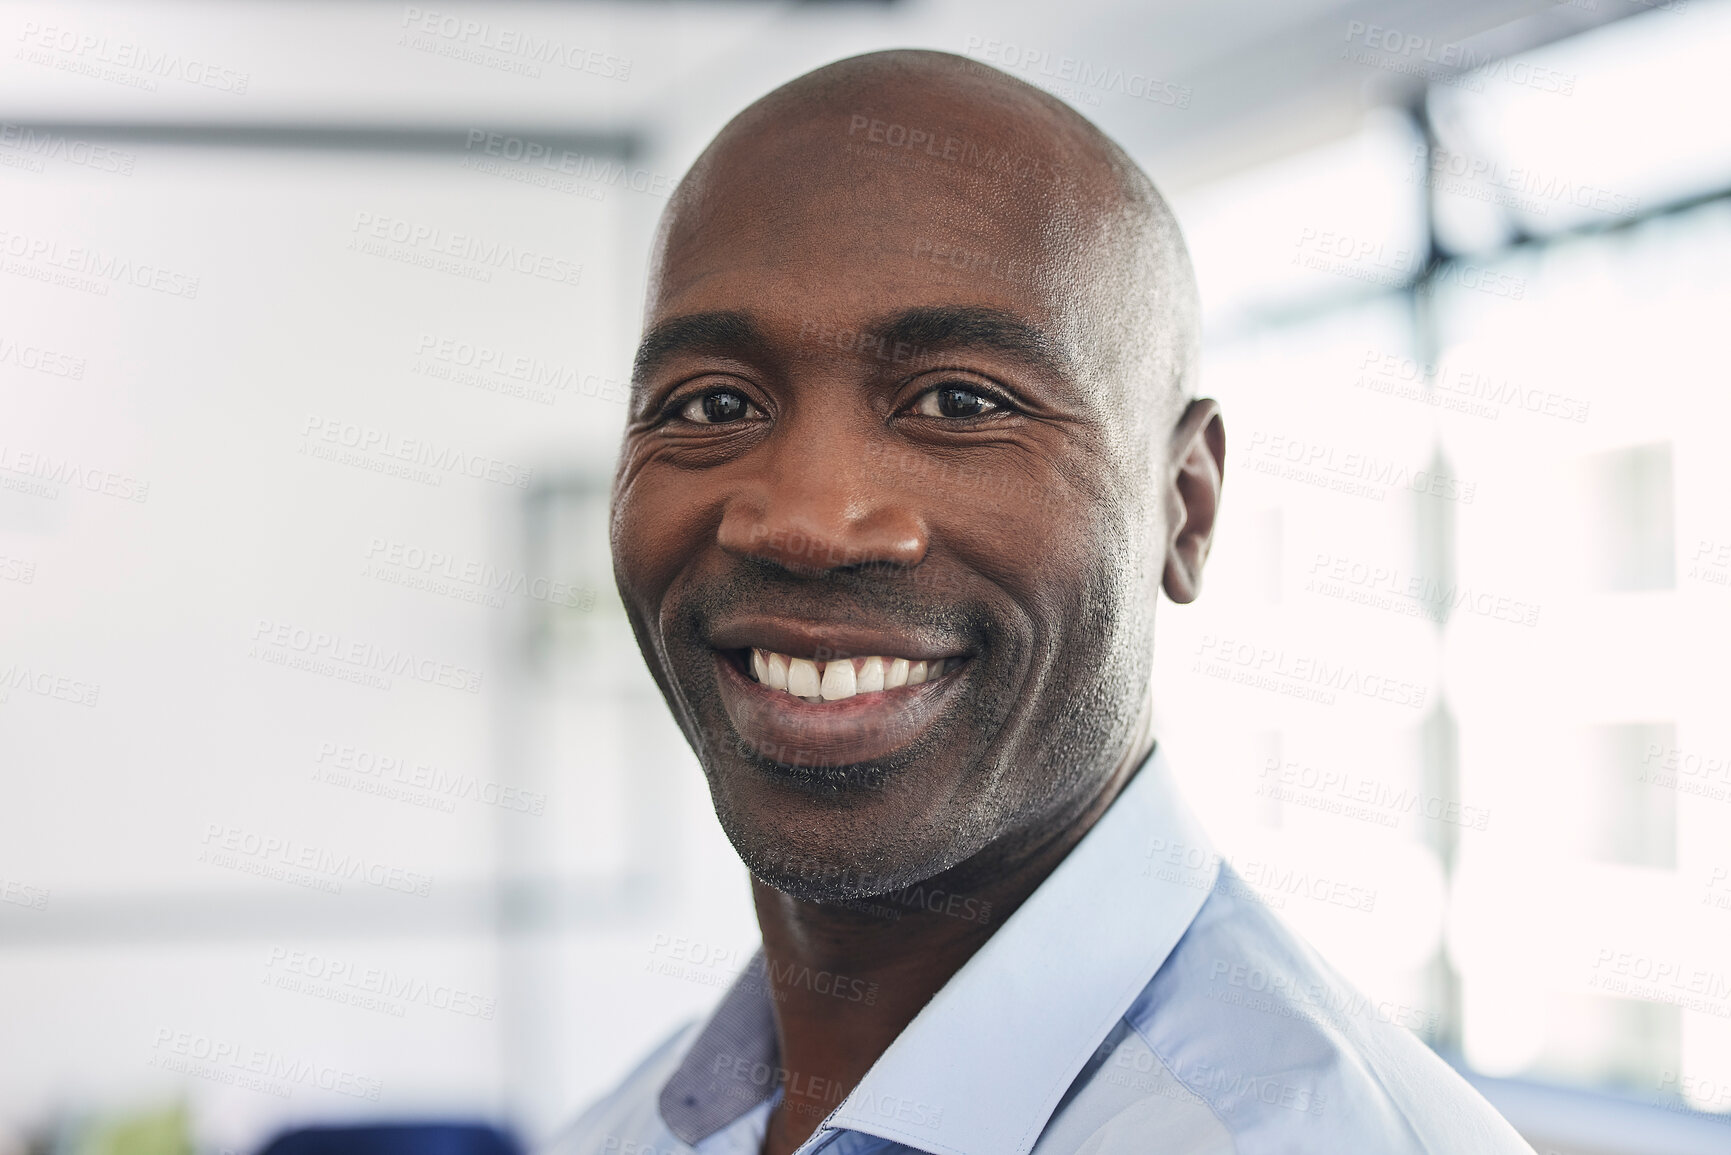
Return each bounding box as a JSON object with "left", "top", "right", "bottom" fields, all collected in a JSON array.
[{"left": 257, "top": 1124, "right": 522, "bottom": 1155}]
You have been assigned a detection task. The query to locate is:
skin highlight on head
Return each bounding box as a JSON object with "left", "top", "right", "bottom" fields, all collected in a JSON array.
[{"left": 609, "top": 49, "right": 1224, "bottom": 1155}]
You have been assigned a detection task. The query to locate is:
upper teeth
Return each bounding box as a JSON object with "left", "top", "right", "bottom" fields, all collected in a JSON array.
[{"left": 749, "top": 649, "right": 948, "bottom": 702}]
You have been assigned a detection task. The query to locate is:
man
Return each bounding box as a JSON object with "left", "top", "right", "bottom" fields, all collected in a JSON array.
[{"left": 557, "top": 49, "right": 1533, "bottom": 1155}]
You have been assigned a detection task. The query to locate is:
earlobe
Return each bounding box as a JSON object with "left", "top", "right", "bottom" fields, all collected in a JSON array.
[{"left": 1161, "top": 399, "right": 1226, "bottom": 605}]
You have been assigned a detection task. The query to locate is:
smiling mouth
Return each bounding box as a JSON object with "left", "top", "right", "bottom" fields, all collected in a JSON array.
[
  {"left": 709, "top": 637, "right": 971, "bottom": 775},
  {"left": 741, "top": 647, "right": 957, "bottom": 703}
]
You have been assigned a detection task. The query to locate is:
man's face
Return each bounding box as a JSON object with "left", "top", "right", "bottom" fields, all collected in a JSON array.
[{"left": 611, "top": 104, "right": 1169, "bottom": 901}]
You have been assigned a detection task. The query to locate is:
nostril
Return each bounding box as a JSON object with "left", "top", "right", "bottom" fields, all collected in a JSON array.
[{"left": 717, "top": 498, "right": 929, "bottom": 574}]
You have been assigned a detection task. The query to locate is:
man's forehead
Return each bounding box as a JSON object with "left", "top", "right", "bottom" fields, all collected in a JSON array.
[
  {"left": 644, "top": 126, "right": 1118, "bottom": 380},
  {"left": 656, "top": 137, "right": 1089, "bottom": 284}
]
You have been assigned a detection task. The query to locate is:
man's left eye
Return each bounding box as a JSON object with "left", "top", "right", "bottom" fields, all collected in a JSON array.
[{"left": 912, "top": 386, "right": 1001, "bottom": 419}]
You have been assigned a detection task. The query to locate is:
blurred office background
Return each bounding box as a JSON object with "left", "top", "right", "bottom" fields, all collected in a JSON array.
[{"left": 2, "top": 1, "right": 1730, "bottom": 1152}]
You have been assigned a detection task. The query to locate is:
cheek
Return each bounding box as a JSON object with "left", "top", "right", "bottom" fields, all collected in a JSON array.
[
  {"left": 610, "top": 459, "right": 723, "bottom": 609},
  {"left": 972, "top": 484, "right": 1145, "bottom": 690},
  {"left": 930, "top": 463, "right": 1111, "bottom": 610}
]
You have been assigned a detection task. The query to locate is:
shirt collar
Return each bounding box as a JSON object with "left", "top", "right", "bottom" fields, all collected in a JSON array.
[
  {"left": 659, "top": 746, "right": 1220, "bottom": 1155},
  {"left": 658, "top": 952, "right": 781, "bottom": 1142}
]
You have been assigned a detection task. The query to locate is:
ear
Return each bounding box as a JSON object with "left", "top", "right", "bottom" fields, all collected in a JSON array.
[{"left": 1161, "top": 398, "right": 1226, "bottom": 605}]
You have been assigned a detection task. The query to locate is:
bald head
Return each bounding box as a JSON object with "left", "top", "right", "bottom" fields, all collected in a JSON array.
[{"left": 648, "top": 49, "right": 1199, "bottom": 436}]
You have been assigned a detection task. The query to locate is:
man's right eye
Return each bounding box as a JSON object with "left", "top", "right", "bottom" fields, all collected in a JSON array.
[{"left": 678, "top": 389, "right": 761, "bottom": 425}]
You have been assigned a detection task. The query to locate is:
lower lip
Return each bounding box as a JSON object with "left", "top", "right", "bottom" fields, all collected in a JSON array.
[{"left": 712, "top": 653, "right": 967, "bottom": 773}]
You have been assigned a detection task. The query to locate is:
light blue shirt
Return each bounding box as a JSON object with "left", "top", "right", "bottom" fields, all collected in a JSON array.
[{"left": 549, "top": 749, "right": 1534, "bottom": 1154}]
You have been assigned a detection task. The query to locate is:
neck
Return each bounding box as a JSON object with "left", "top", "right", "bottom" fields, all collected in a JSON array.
[{"left": 751, "top": 717, "right": 1154, "bottom": 1155}]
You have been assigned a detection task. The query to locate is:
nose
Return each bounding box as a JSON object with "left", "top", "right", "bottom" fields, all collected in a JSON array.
[{"left": 716, "top": 438, "right": 928, "bottom": 575}]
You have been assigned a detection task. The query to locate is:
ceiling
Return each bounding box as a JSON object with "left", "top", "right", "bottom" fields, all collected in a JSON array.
[{"left": 0, "top": 0, "right": 1653, "bottom": 189}]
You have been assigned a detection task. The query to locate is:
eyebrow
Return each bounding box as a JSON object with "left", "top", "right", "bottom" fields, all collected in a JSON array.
[
  {"left": 630, "top": 304, "right": 1073, "bottom": 391},
  {"left": 864, "top": 306, "right": 1073, "bottom": 380},
  {"left": 632, "top": 310, "right": 766, "bottom": 385}
]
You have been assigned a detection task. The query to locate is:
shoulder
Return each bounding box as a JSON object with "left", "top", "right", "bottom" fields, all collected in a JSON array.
[
  {"left": 1087, "top": 867, "right": 1534, "bottom": 1154},
  {"left": 540, "top": 1020, "right": 700, "bottom": 1155}
]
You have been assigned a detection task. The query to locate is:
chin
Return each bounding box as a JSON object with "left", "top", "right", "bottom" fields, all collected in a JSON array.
[{"left": 705, "top": 748, "right": 987, "bottom": 905}]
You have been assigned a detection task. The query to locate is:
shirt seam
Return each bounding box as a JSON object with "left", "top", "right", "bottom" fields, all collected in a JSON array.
[
  {"left": 1127, "top": 1017, "right": 1241, "bottom": 1153},
  {"left": 1131, "top": 1004, "right": 1439, "bottom": 1155},
  {"left": 1005, "top": 962, "right": 1191, "bottom": 1155},
  {"left": 1211, "top": 937, "right": 1436, "bottom": 1155}
]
